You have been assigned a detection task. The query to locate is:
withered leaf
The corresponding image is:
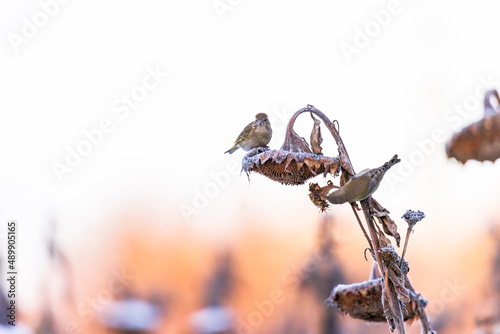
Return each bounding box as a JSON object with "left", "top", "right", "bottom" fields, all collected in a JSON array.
[
  {"left": 309, "top": 180, "right": 338, "bottom": 212},
  {"left": 281, "top": 129, "right": 313, "bottom": 153},
  {"left": 370, "top": 198, "right": 401, "bottom": 247},
  {"left": 378, "top": 229, "right": 391, "bottom": 248},
  {"left": 310, "top": 112, "right": 323, "bottom": 155}
]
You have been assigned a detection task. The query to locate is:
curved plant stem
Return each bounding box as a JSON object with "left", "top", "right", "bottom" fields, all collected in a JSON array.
[
  {"left": 285, "top": 105, "right": 355, "bottom": 176},
  {"left": 406, "top": 280, "right": 435, "bottom": 334}
]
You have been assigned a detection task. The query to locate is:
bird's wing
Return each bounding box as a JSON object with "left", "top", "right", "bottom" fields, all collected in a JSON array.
[
  {"left": 234, "top": 122, "right": 254, "bottom": 143},
  {"left": 351, "top": 168, "right": 370, "bottom": 179}
]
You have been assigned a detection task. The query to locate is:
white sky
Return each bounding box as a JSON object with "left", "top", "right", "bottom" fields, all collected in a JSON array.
[{"left": 2, "top": 0, "right": 500, "bottom": 313}]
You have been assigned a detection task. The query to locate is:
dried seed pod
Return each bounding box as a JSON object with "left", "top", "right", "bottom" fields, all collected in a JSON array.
[
  {"left": 446, "top": 89, "right": 500, "bottom": 163},
  {"left": 327, "top": 279, "right": 417, "bottom": 322}
]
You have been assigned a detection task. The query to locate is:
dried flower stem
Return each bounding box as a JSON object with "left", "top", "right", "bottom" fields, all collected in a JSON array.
[
  {"left": 400, "top": 210, "right": 425, "bottom": 268},
  {"left": 361, "top": 200, "right": 406, "bottom": 334},
  {"left": 350, "top": 204, "right": 374, "bottom": 256},
  {"left": 289, "top": 105, "right": 355, "bottom": 176},
  {"left": 405, "top": 279, "right": 436, "bottom": 334},
  {"left": 400, "top": 227, "right": 413, "bottom": 267}
]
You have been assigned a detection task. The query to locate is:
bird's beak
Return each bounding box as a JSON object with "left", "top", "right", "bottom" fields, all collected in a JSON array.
[{"left": 257, "top": 119, "right": 263, "bottom": 126}]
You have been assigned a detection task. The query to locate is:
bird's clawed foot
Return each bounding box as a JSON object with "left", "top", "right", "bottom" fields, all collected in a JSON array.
[{"left": 350, "top": 202, "right": 361, "bottom": 211}]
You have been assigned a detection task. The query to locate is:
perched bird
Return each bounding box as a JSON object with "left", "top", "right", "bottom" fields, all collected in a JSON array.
[
  {"left": 327, "top": 155, "right": 400, "bottom": 204},
  {"left": 225, "top": 113, "right": 272, "bottom": 154}
]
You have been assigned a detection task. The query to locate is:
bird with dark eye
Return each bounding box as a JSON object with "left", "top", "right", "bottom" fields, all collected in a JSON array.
[
  {"left": 225, "top": 113, "right": 272, "bottom": 154},
  {"left": 326, "top": 155, "right": 400, "bottom": 204}
]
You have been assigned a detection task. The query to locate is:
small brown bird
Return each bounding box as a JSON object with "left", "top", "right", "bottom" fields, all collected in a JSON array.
[
  {"left": 225, "top": 113, "right": 272, "bottom": 154},
  {"left": 327, "top": 155, "right": 400, "bottom": 204}
]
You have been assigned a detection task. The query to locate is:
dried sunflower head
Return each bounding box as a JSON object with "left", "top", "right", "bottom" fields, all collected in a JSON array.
[
  {"left": 309, "top": 180, "right": 338, "bottom": 211},
  {"left": 242, "top": 148, "right": 340, "bottom": 186},
  {"left": 447, "top": 89, "right": 500, "bottom": 163},
  {"left": 327, "top": 279, "right": 417, "bottom": 323}
]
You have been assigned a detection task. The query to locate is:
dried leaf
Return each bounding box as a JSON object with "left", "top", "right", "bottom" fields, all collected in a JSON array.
[
  {"left": 310, "top": 112, "right": 323, "bottom": 155},
  {"left": 281, "top": 129, "right": 313, "bottom": 153},
  {"left": 378, "top": 229, "right": 391, "bottom": 248},
  {"left": 309, "top": 180, "right": 338, "bottom": 211},
  {"left": 370, "top": 198, "right": 401, "bottom": 247}
]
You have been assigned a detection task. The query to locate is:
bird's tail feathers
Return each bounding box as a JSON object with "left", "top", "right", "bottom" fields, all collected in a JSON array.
[
  {"left": 384, "top": 154, "right": 401, "bottom": 169},
  {"left": 371, "top": 154, "right": 400, "bottom": 178},
  {"left": 224, "top": 144, "right": 239, "bottom": 154}
]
